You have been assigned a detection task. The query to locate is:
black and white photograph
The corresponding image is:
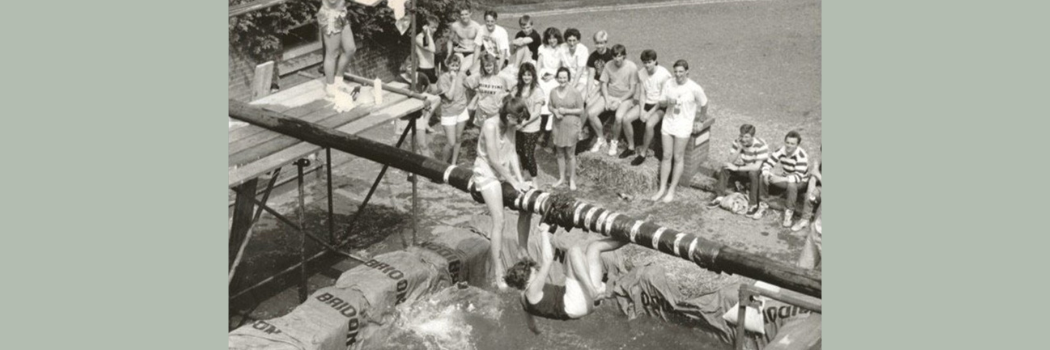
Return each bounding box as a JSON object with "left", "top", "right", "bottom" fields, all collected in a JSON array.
[{"left": 228, "top": 0, "right": 821, "bottom": 349}]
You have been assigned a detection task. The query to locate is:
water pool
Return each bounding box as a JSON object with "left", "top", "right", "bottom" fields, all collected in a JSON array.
[{"left": 372, "top": 286, "right": 733, "bottom": 350}]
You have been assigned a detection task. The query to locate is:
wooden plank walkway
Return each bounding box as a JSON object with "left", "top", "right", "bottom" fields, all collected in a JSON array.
[{"left": 228, "top": 79, "right": 426, "bottom": 188}]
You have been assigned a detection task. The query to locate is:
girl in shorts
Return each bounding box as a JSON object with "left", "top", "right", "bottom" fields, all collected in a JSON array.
[
  {"left": 474, "top": 96, "right": 530, "bottom": 290},
  {"left": 317, "top": 0, "right": 357, "bottom": 101},
  {"left": 512, "top": 63, "right": 546, "bottom": 188},
  {"left": 651, "top": 59, "right": 708, "bottom": 203},
  {"left": 549, "top": 67, "right": 585, "bottom": 190},
  {"left": 436, "top": 55, "right": 471, "bottom": 165}
]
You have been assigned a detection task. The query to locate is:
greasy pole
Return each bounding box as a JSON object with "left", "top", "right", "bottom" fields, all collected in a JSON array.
[{"left": 229, "top": 100, "right": 822, "bottom": 298}]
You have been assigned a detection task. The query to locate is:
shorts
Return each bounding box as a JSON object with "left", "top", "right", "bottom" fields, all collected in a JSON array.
[
  {"left": 440, "top": 108, "right": 470, "bottom": 126},
  {"left": 563, "top": 278, "right": 592, "bottom": 319},
  {"left": 471, "top": 157, "right": 502, "bottom": 192},
  {"left": 317, "top": 7, "right": 348, "bottom": 36},
  {"left": 456, "top": 52, "right": 475, "bottom": 74},
  {"left": 640, "top": 103, "right": 667, "bottom": 122},
  {"left": 661, "top": 114, "right": 693, "bottom": 138}
]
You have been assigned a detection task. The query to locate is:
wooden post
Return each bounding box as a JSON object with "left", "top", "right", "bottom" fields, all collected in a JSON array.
[
  {"left": 229, "top": 179, "right": 259, "bottom": 270},
  {"left": 251, "top": 61, "right": 275, "bottom": 101}
]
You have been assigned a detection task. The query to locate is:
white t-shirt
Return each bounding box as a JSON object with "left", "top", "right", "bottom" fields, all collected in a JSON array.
[
  {"left": 475, "top": 24, "right": 511, "bottom": 59},
  {"left": 660, "top": 78, "right": 708, "bottom": 136},
  {"left": 638, "top": 65, "right": 672, "bottom": 104},
  {"left": 560, "top": 43, "right": 589, "bottom": 88}
]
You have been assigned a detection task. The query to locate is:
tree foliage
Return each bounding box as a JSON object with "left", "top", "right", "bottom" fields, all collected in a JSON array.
[{"left": 229, "top": 0, "right": 480, "bottom": 64}]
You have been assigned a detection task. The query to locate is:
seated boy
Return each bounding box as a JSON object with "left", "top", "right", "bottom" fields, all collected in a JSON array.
[{"left": 713, "top": 124, "right": 769, "bottom": 217}]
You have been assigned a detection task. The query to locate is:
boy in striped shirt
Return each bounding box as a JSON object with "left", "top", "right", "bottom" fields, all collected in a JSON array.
[
  {"left": 713, "top": 124, "right": 769, "bottom": 216},
  {"left": 759, "top": 130, "right": 810, "bottom": 227}
]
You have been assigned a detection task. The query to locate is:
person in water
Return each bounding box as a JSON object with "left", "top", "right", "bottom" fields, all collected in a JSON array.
[{"left": 504, "top": 210, "right": 627, "bottom": 332}]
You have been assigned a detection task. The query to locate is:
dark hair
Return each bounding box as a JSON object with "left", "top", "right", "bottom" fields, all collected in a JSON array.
[
  {"left": 505, "top": 259, "right": 537, "bottom": 290},
  {"left": 479, "top": 53, "right": 498, "bottom": 76},
  {"left": 555, "top": 66, "right": 572, "bottom": 81},
  {"left": 519, "top": 15, "right": 532, "bottom": 26},
  {"left": 739, "top": 124, "right": 756, "bottom": 137},
  {"left": 500, "top": 95, "right": 530, "bottom": 126},
  {"left": 611, "top": 44, "right": 627, "bottom": 57},
  {"left": 785, "top": 130, "right": 802, "bottom": 144},
  {"left": 564, "top": 28, "right": 581, "bottom": 41},
  {"left": 484, "top": 10, "right": 498, "bottom": 20},
  {"left": 640, "top": 49, "right": 657, "bottom": 63},
  {"left": 516, "top": 62, "right": 539, "bottom": 98},
  {"left": 543, "top": 27, "right": 563, "bottom": 46},
  {"left": 673, "top": 59, "right": 689, "bottom": 70},
  {"left": 445, "top": 53, "right": 462, "bottom": 67}
]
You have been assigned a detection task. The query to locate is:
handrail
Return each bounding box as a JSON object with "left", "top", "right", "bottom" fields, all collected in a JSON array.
[{"left": 735, "top": 283, "right": 821, "bottom": 350}]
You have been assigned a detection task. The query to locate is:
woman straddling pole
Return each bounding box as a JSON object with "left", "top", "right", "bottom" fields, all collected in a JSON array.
[
  {"left": 504, "top": 196, "right": 627, "bottom": 332},
  {"left": 473, "top": 95, "right": 530, "bottom": 290},
  {"left": 549, "top": 67, "right": 585, "bottom": 190},
  {"left": 511, "top": 62, "right": 546, "bottom": 188},
  {"left": 650, "top": 59, "right": 708, "bottom": 203},
  {"left": 317, "top": 0, "right": 358, "bottom": 111}
]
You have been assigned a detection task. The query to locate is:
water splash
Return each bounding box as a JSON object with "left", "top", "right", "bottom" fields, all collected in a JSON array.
[{"left": 374, "top": 286, "right": 504, "bottom": 350}]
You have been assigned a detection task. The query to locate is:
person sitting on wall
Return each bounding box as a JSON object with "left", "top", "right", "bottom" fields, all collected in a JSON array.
[
  {"left": 757, "top": 130, "right": 810, "bottom": 227},
  {"left": 711, "top": 124, "right": 770, "bottom": 217},
  {"left": 505, "top": 199, "right": 627, "bottom": 332}
]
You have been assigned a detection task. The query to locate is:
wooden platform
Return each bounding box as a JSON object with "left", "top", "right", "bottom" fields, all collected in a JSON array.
[{"left": 228, "top": 79, "right": 426, "bottom": 188}]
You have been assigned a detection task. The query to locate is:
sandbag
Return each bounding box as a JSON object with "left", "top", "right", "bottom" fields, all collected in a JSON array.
[
  {"left": 228, "top": 286, "right": 369, "bottom": 350},
  {"left": 427, "top": 226, "right": 491, "bottom": 287}
]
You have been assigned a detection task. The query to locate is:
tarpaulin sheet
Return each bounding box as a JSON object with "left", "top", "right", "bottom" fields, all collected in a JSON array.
[{"left": 610, "top": 266, "right": 821, "bottom": 350}]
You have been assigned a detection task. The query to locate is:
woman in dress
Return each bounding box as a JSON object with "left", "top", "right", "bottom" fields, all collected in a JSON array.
[
  {"left": 536, "top": 27, "right": 564, "bottom": 153},
  {"left": 549, "top": 67, "right": 586, "bottom": 190},
  {"left": 473, "top": 96, "right": 530, "bottom": 290},
  {"left": 651, "top": 60, "right": 708, "bottom": 203}
]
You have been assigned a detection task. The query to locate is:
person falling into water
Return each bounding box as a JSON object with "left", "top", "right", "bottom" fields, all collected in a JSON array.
[{"left": 504, "top": 198, "right": 628, "bottom": 333}]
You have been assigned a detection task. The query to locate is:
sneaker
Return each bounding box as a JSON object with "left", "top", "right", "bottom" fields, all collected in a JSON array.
[
  {"left": 791, "top": 219, "right": 809, "bottom": 232},
  {"left": 782, "top": 210, "right": 794, "bottom": 227},
  {"left": 619, "top": 148, "right": 636, "bottom": 159},
  {"left": 630, "top": 155, "right": 647, "bottom": 166},
  {"left": 750, "top": 202, "right": 767, "bottom": 220},
  {"left": 589, "top": 138, "right": 605, "bottom": 153},
  {"left": 607, "top": 140, "right": 619, "bottom": 156}
]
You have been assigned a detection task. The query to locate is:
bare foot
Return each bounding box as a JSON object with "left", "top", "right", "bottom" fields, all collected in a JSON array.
[
  {"left": 650, "top": 190, "right": 665, "bottom": 201},
  {"left": 552, "top": 179, "right": 565, "bottom": 188},
  {"left": 569, "top": 180, "right": 577, "bottom": 191},
  {"left": 495, "top": 281, "right": 510, "bottom": 292},
  {"left": 662, "top": 191, "right": 675, "bottom": 203}
]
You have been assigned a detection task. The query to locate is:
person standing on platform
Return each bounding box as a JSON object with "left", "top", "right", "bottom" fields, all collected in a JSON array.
[{"left": 317, "top": 0, "right": 358, "bottom": 111}]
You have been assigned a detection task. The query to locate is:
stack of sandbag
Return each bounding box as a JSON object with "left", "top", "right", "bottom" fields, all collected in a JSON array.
[{"left": 229, "top": 227, "right": 490, "bottom": 350}]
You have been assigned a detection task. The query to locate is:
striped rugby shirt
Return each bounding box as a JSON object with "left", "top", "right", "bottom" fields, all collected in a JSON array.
[
  {"left": 731, "top": 137, "right": 770, "bottom": 166},
  {"left": 762, "top": 146, "right": 810, "bottom": 183}
]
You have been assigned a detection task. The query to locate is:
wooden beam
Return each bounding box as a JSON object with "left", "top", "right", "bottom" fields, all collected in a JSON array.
[
  {"left": 229, "top": 100, "right": 823, "bottom": 298},
  {"left": 251, "top": 61, "right": 275, "bottom": 101}
]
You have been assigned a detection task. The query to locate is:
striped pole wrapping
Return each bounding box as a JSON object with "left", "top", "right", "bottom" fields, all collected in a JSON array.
[{"left": 230, "top": 100, "right": 822, "bottom": 298}]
